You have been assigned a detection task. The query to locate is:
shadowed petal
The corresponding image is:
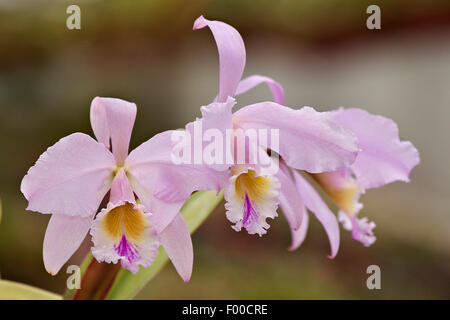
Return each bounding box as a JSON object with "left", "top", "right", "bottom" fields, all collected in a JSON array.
[
  {"left": 193, "top": 15, "right": 246, "bottom": 102},
  {"left": 43, "top": 214, "right": 93, "bottom": 275},
  {"left": 310, "top": 169, "right": 362, "bottom": 216},
  {"left": 159, "top": 213, "right": 193, "bottom": 282},
  {"left": 292, "top": 170, "right": 340, "bottom": 258},
  {"left": 90, "top": 97, "right": 137, "bottom": 165},
  {"left": 21, "top": 133, "right": 115, "bottom": 217},
  {"left": 233, "top": 102, "right": 359, "bottom": 173},
  {"left": 235, "top": 75, "right": 285, "bottom": 105},
  {"left": 109, "top": 168, "right": 135, "bottom": 204},
  {"left": 333, "top": 108, "right": 420, "bottom": 190}
]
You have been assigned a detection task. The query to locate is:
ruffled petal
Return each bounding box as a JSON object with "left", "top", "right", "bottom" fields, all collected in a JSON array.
[
  {"left": 333, "top": 108, "right": 420, "bottom": 190},
  {"left": 21, "top": 133, "right": 115, "bottom": 217},
  {"left": 233, "top": 102, "right": 359, "bottom": 173},
  {"left": 338, "top": 211, "right": 376, "bottom": 247},
  {"left": 292, "top": 170, "right": 340, "bottom": 258},
  {"left": 90, "top": 97, "right": 137, "bottom": 165},
  {"left": 91, "top": 170, "right": 158, "bottom": 273},
  {"left": 90, "top": 201, "right": 158, "bottom": 273},
  {"left": 159, "top": 213, "right": 193, "bottom": 282},
  {"left": 193, "top": 16, "right": 246, "bottom": 102},
  {"left": 125, "top": 130, "right": 229, "bottom": 204},
  {"left": 235, "top": 75, "right": 285, "bottom": 105},
  {"left": 43, "top": 214, "right": 93, "bottom": 275},
  {"left": 225, "top": 166, "right": 280, "bottom": 236}
]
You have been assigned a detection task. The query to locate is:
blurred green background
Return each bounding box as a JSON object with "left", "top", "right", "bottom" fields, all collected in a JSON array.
[{"left": 0, "top": 0, "right": 449, "bottom": 299}]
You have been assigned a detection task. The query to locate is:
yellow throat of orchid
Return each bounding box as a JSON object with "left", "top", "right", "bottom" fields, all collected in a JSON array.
[{"left": 103, "top": 202, "right": 148, "bottom": 243}]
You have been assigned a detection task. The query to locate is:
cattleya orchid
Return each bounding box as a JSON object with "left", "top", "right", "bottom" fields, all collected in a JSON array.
[
  {"left": 186, "top": 16, "right": 360, "bottom": 250},
  {"left": 20, "top": 97, "right": 224, "bottom": 279},
  {"left": 190, "top": 16, "right": 419, "bottom": 256},
  {"left": 227, "top": 63, "right": 420, "bottom": 249}
]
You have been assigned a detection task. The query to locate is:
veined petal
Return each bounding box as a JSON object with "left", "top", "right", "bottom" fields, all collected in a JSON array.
[
  {"left": 333, "top": 108, "right": 420, "bottom": 190},
  {"left": 225, "top": 167, "right": 280, "bottom": 236},
  {"left": 126, "top": 130, "right": 229, "bottom": 204},
  {"left": 292, "top": 170, "right": 340, "bottom": 258},
  {"left": 21, "top": 133, "right": 115, "bottom": 217},
  {"left": 90, "top": 201, "right": 158, "bottom": 273},
  {"left": 159, "top": 213, "right": 193, "bottom": 282},
  {"left": 193, "top": 15, "right": 246, "bottom": 102},
  {"left": 90, "top": 97, "right": 137, "bottom": 165},
  {"left": 235, "top": 75, "right": 285, "bottom": 105},
  {"left": 43, "top": 214, "right": 93, "bottom": 275},
  {"left": 233, "top": 102, "right": 359, "bottom": 173}
]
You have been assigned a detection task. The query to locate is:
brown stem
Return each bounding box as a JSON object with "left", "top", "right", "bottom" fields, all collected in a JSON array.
[{"left": 73, "top": 259, "right": 121, "bottom": 300}]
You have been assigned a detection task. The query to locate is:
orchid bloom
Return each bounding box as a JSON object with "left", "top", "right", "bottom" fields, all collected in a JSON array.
[
  {"left": 188, "top": 16, "right": 359, "bottom": 252},
  {"left": 233, "top": 78, "right": 420, "bottom": 249},
  {"left": 21, "top": 97, "right": 223, "bottom": 280}
]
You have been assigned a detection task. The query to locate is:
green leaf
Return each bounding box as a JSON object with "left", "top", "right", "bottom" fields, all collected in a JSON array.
[
  {"left": 105, "top": 190, "right": 224, "bottom": 300},
  {"left": 0, "top": 279, "right": 61, "bottom": 300}
]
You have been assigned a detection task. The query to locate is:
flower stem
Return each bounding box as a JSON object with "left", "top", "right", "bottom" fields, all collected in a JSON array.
[{"left": 72, "top": 258, "right": 121, "bottom": 300}]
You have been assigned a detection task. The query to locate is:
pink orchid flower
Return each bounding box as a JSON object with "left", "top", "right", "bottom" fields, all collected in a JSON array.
[
  {"left": 21, "top": 97, "right": 223, "bottom": 280},
  {"left": 188, "top": 16, "right": 359, "bottom": 251},
  {"left": 234, "top": 74, "right": 420, "bottom": 250}
]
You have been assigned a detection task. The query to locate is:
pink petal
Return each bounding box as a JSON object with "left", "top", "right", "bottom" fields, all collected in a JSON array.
[
  {"left": 235, "top": 75, "right": 285, "bottom": 105},
  {"left": 109, "top": 168, "right": 135, "bottom": 204},
  {"left": 90, "top": 97, "right": 137, "bottom": 165},
  {"left": 193, "top": 16, "right": 246, "bottom": 102},
  {"left": 276, "top": 162, "right": 304, "bottom": 234},
  {"left": 43, "top": 214, "right": 93, "bottom": 275},
  {"left": 126, "top": 130, "right": 229, "bottom": 204},
  {"left": 289, "top": 210, "right": 309, "bottom": 252},
  {"left": 233, "top": 102, "right": 359, "bottom": 173},
  {"left": 21, "top": 133, "right": 115, "bottom": 217},
  {"left": 184, "top": 97, "right": 235, "bottom": 172},
  {"left": 292, "top": 170, "right": 340, "bottom": 258},
  {"left": 90, "top": 201, "right": 158, "bottom": 274},
  {"left": 131, "top": 178, "right": 185, "bottom": 234},
  {"left": 159, "top": 213, "right": 193, "bottom": 282},
  {"left": 333, "top": 108, "right": 420, "bottom": 190}
]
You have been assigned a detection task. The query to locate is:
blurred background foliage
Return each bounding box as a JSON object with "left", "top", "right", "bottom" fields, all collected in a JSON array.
[{"left": 0, "top": 0, "right": 449, "bottom": 299}]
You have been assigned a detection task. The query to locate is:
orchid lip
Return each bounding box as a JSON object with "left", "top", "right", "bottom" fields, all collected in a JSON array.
[{"left": 242, "top": 192, "right": 258, "bottom": 228}]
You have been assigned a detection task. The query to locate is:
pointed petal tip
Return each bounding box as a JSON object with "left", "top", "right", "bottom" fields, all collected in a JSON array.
[
  {"left": 182, "top": 274, "right": 192, "bottom": 283},
  {"left": 193, "top": 15, "right": 207, "bottom": 30},
  {"left": 45, "top": 266, "right": 58, "bottom": 276}
]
